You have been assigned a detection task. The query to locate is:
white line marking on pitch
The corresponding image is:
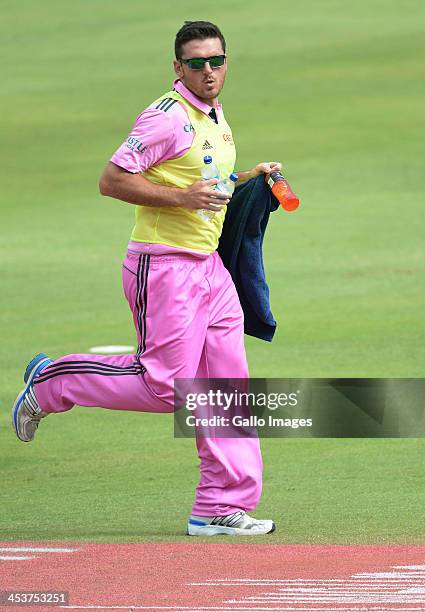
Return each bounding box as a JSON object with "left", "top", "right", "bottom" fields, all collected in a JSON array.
[
  {"left": 227, "top": 593, "right": 425, "bottom": 604},
  {"left": 60, "top": 606, "right": 425, "bottom": 611},
  {"left": 0, "top": 555, "right": 35, "bottom": 560},
  {"left": 354, "top": 572, "right": 425, "bottom": 578},
  {"left": 189, "top": 579, "right": 424, "bottom": 586},
  {"left": 59, "top": 607, "right": 389, "bottom": 611},
  {"left": 89, "top": 345, "right": 135, "bottom": 354},
  {"left": 188, "top": 572, "right": 425, "bottom": 587},
  {"left": 0, "top": 547, "right": 78, "bottom": 553}
]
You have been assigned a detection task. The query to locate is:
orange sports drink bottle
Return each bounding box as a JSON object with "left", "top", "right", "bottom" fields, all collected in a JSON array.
[{"left": 266, "top": 171, "right": 300, "bottom": 211}]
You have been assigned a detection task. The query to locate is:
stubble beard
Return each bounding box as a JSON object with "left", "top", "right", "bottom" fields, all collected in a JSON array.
[{"left": 199, "top": 77, "right": 225, "bottom": 105}]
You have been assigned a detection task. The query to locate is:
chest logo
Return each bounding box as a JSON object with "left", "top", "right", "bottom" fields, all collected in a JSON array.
[
  {"left": 223, "top": 133, "right": 234, "bottom": 145},
  {"left": 202, "top": 140, "right": 214, "bottom": 150}
]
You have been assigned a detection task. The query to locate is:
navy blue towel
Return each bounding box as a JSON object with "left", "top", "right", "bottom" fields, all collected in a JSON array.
[{"left": 217, "top": 175, "right": 279, "bottom": 342}]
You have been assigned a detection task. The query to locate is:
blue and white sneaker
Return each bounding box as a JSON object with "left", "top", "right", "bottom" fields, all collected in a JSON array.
[
  {"left": 187, "top": 510, "right": 276, "bottom": 536},
  {"left": 12, "top": 354, "right": 54, "bottom": 442}
]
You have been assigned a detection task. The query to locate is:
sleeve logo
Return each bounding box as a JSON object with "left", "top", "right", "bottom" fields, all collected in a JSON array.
[{"left": 125, "top": 137, "right": 148, "bottom": 154}]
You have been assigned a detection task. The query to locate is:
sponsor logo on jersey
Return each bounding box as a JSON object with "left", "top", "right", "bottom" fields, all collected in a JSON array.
[
  {"left": 202, "top": 139, "right": 214, "bottom": 150},
  {"left": 184, "top": 123, "right": 194, "bottom": 133},
  {"left": 222, "top": 133, "right": 234, "bottom": 145},
  {"left": 125, "top": 137, "right": 148, "bottom": 154}
]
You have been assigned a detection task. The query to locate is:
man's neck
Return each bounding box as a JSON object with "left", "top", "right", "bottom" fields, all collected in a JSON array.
[
  {"left": 180, "top": 80, "right": 217, "bottom": 108},
  {"left": 192, "top": 91, "right": 217, "bottom": 108}
]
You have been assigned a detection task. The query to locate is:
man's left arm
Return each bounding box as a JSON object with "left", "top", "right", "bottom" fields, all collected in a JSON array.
[{"left": 235, "top": 162, "right": 282, "bottom": 184}]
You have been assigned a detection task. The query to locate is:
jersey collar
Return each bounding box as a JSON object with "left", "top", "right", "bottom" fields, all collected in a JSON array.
[{"left": 173, "top": 79, "right": 222, "bottom": 117}]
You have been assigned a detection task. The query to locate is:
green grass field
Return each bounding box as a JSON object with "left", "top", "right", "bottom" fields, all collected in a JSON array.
[{"left": 1, "top": 1, "right": 424, "bottom": 544}]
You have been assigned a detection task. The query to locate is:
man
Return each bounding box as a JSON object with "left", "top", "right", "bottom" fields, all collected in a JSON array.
[{"left": 13, "top": 21, "right": 281, "bottom": 536}]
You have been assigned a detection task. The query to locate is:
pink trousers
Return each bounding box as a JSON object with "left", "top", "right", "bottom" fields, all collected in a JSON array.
[{"left": 34, "top": 249, "right": 263, "bottom": 516}]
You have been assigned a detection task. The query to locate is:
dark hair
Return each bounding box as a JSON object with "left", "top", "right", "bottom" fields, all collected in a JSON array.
[{"left": 175, "top": 21, "right": 226, "bottom": 59}]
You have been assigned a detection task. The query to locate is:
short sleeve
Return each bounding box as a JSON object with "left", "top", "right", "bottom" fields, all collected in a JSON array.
[{"left": 110, "top": 107, "right": 177, "bottom": 174}]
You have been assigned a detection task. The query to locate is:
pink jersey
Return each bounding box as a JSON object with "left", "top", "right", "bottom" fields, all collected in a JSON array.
[{"left": 110, "top": 79, "right": 223, "bottom": 174}]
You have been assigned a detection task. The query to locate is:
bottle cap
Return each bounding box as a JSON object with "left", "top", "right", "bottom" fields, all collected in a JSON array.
[
  {"left": 203, "top": 155, "right": 213, "bottom": 164},
  {"left": 229, "top": 173, "right": 238, "bottom": 182},
  {"left": 270, "top": 170, "right": 285, "bottom": 181}
]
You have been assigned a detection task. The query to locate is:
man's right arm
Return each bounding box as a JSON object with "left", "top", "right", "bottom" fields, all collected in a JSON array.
[
  {"left": 99, "top": 105, "right": 229, "bottom": 211},
  {"left": 99, "top": 161, "right": 229, "bottom": 211}
]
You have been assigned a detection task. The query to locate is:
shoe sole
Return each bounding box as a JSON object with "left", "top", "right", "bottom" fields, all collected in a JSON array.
[
  {"left": 12, "top": 355, "right": 52, "bottom": 441},
  {"left": 187, "top": 522, "right": 276, "bottom": 536}
]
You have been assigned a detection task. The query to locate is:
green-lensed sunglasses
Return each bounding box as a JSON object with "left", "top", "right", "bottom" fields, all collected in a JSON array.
[{"left": 179, "top": 55, "right": 226, "bottom": 70}]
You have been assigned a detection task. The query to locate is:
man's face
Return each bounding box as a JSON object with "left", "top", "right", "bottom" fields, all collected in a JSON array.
[{"left": 173, "top": 37, "right": 227, "bottom": 105}]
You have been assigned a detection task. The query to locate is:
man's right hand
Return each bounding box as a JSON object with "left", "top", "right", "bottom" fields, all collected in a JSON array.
[
  {"left": 99, "top": 162, "right": 231, "bottom": 211},
  {"left": 179, "top": 178, "right": 231, "bottom": 211}
]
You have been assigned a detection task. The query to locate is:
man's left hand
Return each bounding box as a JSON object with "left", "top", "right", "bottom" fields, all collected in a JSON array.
[
  {"left": 234, "top": 162, "right": 283, "bottom": 187},
  {"left": 253, "top": 162, "right": 282, "bottom": 176}
]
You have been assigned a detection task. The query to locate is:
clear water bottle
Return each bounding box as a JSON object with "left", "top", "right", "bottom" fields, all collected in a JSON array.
[
  {"left": 198, "top": 155, "right": 221, "bottom": 221},
  {"left": 216, "top": 172, "right": 238, "bottom": 196},
  {"left": 201, "top": 155, "right": 219, "bottom": 181}
]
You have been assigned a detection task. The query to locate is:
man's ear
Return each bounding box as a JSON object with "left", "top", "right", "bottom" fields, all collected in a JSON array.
[{"left": 173, "top": 59, "right": 184, "bottom": 79}]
